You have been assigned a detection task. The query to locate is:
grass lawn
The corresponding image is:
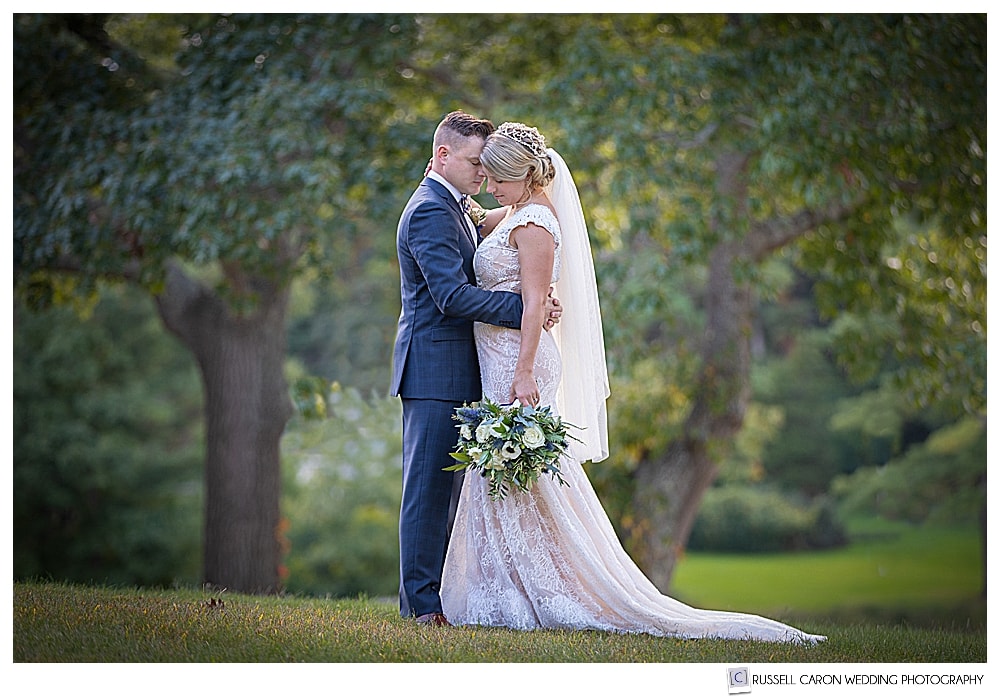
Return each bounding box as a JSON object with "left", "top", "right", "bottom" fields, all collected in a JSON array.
[
  {"left": 11, "top": 581, "right": 985, "bottom": 664},
  {"left": 12, "top": 518, "right": 986, "bottom": 665},
  {"left": 671, "top": 518, "right": 984, "bottom": 628}
]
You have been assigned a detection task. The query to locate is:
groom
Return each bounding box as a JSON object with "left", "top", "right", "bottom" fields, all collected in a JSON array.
[{"left": 390, "top": 111, "right": 557, "bottom": 626}]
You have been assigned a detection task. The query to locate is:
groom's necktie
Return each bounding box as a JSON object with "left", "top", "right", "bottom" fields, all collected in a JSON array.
[{"left": 459, "top": 195, "right": 477, "bottom": 241}]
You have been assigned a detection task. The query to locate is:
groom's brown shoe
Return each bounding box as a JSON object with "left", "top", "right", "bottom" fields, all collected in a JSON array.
[{"left": 415, "top": 612, "right": 451, "bottom": 627}]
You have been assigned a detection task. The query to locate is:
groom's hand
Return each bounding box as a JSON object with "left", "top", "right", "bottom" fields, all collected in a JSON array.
[{"left": 544, "top": 288, "right": 562, "bottom": 331}]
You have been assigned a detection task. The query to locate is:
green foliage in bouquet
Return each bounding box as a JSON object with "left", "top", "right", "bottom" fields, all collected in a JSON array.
[{"left": 446, "top": 398, "right": 578, "bottom": 501}]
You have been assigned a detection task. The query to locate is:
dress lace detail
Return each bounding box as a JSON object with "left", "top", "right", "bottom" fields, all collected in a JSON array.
[
  {"left": 471, "top": 204, "right": 562, "bottom": 408},
  {"left": 441, "top": 204, "right": 824, "bottom": 643}
]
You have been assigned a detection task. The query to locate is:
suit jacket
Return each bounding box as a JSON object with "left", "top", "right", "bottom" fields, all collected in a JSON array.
[{"left": 391, "top": 177, "right": 523, "bottom": 401}]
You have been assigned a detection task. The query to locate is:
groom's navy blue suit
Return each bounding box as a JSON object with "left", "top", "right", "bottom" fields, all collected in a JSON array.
[{"left": 391, "top": 176, "right": 523, "bottom": 618}]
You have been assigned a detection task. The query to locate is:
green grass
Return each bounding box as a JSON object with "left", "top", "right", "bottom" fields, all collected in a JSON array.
[
  {"left": 11, "top": 581, "right": 985, "bottom": 663},
  {"left": 13, "top": 518, "right": 985, "bottom": 664},
  {"left": 671, "top": 518, "right": 985, "bottom": 630}
]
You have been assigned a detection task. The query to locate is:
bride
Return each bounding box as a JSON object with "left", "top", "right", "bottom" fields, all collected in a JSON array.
[{"left": 441, "top": 121, "right": 826, "bottom": 644}]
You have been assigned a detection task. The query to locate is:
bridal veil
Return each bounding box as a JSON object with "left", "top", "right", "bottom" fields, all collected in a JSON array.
[{"left": 545, "top": 148, "right": 610, "bottom": 463}]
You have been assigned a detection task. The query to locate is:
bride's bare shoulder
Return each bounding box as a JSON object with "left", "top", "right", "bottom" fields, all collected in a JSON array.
[{"left": 480, "top": 206, "right": 512, "bottom": 237}]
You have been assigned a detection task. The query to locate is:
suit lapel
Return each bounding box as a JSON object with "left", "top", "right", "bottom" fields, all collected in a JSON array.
[{"left": 425, "top": 178, "right": 477, "bottom": 247}]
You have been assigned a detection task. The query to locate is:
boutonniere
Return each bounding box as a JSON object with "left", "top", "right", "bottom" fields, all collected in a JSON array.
[
  {"left": 468, "top": 203, "right": 488, "bottom": 232},
  {"left": 462, "top": 196, "right": 488, "bottom": 233}
]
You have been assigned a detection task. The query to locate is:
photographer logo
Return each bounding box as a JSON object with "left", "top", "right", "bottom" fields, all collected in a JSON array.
[{"left": 727, "top": 667, "right": 751, "bottom": 694}]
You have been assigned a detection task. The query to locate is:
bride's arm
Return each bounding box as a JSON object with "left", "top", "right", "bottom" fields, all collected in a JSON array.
[{"left": 509, "top": 222, "right": 556, "bottom": 406}]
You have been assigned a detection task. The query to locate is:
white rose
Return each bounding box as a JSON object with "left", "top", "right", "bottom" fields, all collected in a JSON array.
[
  {"left": 522, "top": 425, "right": 546, "bottom": 449},
  {"left": 476, "top": 422, "right": 493, "bottom": 443},
  {"left": 460, "top": 424, "right": 473, "bottom": 441}
]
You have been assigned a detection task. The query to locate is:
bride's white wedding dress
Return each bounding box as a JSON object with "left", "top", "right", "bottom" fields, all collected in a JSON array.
[{"left": 441, "top": 200, "right": 825, "bottom": 644}]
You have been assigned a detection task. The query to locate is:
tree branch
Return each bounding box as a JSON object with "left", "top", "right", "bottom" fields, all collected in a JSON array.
[
  {"left": 653, "top": 122, "right": 719, "bottom": 150},
  {"left": 153, "top": 260, "right": 213, "bottom": 350},
  {"left": 745, "top": 197, "right": 862, "bottom": 261}
]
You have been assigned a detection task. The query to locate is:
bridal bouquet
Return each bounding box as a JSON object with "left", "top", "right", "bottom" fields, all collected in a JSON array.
[{"left": 446, "top": 398, "right": 576, "bottom": 501}]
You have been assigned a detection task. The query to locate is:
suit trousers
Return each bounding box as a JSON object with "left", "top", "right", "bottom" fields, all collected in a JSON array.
[{"left": 398, "top": 397, "right": 465, "bottom": 617}]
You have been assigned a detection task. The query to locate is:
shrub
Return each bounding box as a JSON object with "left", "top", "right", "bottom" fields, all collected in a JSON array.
[
  {"left": 281, "top": 385, "right": 403, "bottom": 597},
  {"left": 13, "top": 289, "right": 203, "bottom": 588},
  {"left": 687, "top": 484, "right": 846, "bottom": 553},
  {"left": 831, "top": 417, "right": 985, "bottom": 525}
]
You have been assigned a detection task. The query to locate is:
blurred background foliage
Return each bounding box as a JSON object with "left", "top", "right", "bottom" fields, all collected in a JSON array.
[
  {"left": 13, "top": 13, "right": 984, "bottom": 598},
  {"left": 14, "top": 251, "right": 984, "bottom": 594},
  {"left": 280, "top": 383, "right": 403, "bottom": 598},
  {"left": 13, "top": 287, "right": 203, "bottom": 586}
]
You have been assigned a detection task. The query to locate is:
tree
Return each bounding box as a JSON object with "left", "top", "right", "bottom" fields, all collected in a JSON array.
[
  {"left": 383, "top": 14, "right": 981, "bottom": 589},
  {"left": 533, "top": 14, "right": 986, "bottom": 587},
  {"left": 14, "top": 14, "right": 426, "bottom": 593}
]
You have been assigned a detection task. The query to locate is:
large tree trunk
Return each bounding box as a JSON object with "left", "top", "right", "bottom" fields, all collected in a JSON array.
[
  {"left": 633, "top": 236, "right": 753, "bottom": 592},
  {"left": 629, "top": 144, "right": 859, "bottom": 591},
  {"left": 155, "top": 262, "right": 294, "bottom": 594},
  {"left": 632, "top": 150, "right": 753, "bottom": 592}
]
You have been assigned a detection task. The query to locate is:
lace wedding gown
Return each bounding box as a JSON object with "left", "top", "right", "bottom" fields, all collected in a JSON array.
[{"left": 441, "top": 204, "right": 825, "bottom": 644}]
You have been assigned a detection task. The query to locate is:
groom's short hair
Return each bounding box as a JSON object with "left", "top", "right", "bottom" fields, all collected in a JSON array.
[{"left": 434, "top": 111, "right": 495, "bottom": 149}]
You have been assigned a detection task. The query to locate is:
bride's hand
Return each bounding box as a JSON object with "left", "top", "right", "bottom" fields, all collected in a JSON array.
[{"left": 511, "top": 370, "right": 541, "bottom": 407}]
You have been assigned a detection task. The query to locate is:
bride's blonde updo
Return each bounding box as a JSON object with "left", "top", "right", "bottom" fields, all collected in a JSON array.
[{"left": 480, "top": 122, "right": 556, "bottom": 191}]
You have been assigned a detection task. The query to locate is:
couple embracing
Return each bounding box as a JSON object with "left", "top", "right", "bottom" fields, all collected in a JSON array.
[{"left": 390, "top": 111, "right": 824, "bottom": 643}]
